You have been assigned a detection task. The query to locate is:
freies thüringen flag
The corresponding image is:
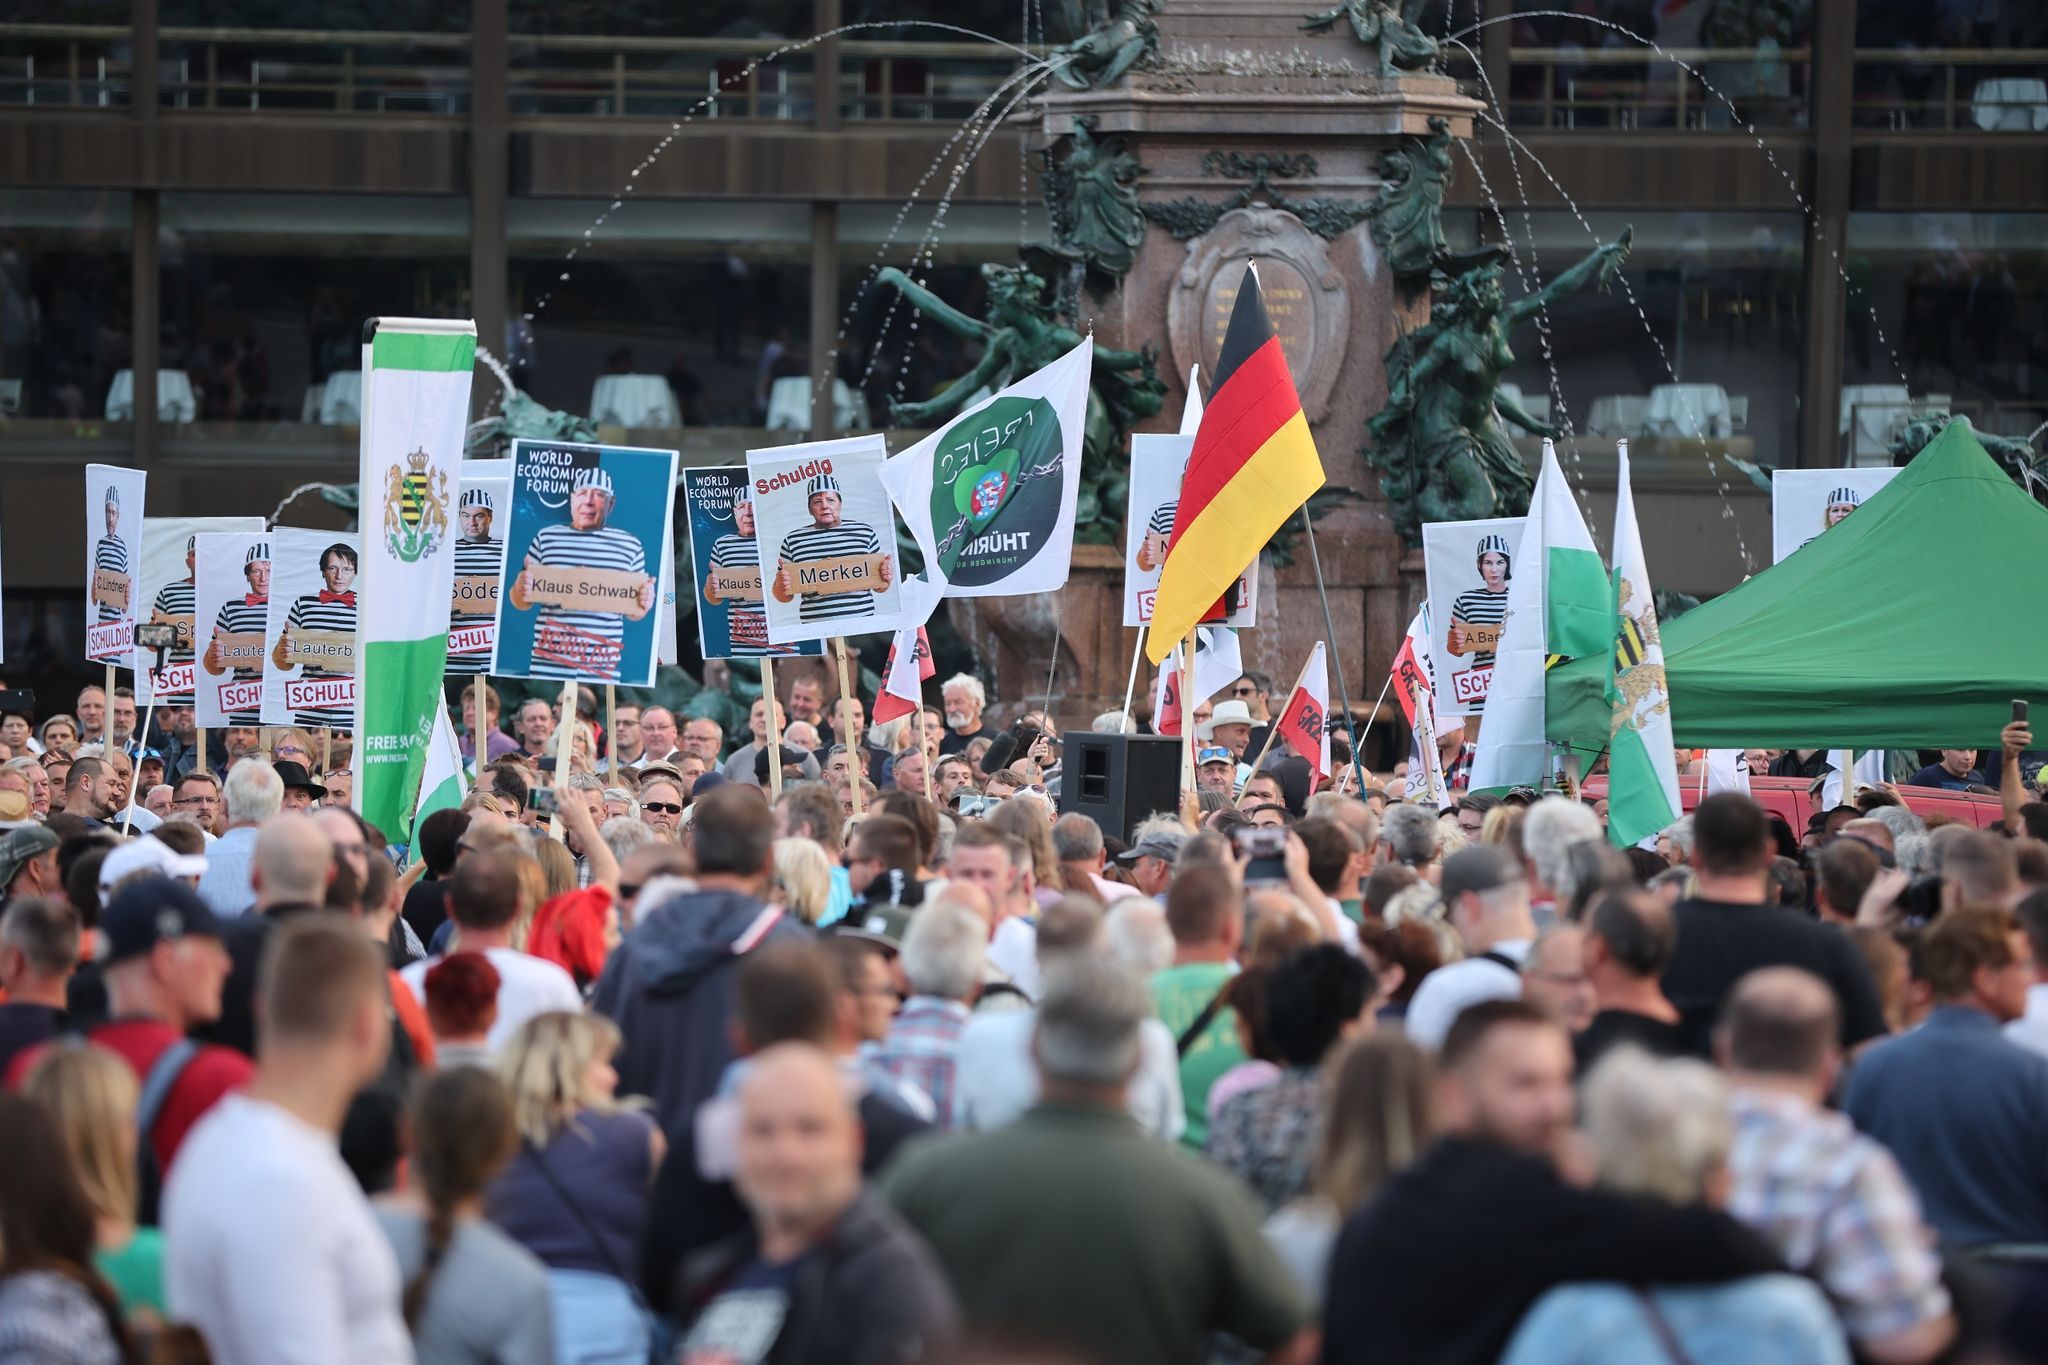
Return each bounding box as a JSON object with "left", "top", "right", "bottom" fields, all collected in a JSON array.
[{"left": 1146, "top": 266, "right": 1324, "bottom": 663}]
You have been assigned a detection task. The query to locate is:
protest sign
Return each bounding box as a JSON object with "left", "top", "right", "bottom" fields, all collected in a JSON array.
[
  {"left": 1122, "top": 434, "right": 1258, "bottom": 629},
  {"left": 747, "top": 434, "right": 904, "bottom": 645},
  {"left": 447, "top": 461, "right": 510, "bottom": 677},
  {"left": 194, "top": 530, "right": 272, "bottom": 727},
  {"left": 1771, "top": 467, "right": 1901, "bottom": 564},
  {"left": 683, "top": 466, "right": 822, "bottom": 661},
  {"left": 262, "top": 528, "right": 360, "bottom": 728},
  {"left": 134, "top": 517, "right": 264, "bottom": 707},
  {"left": 879, "top": 336, "right": 1089, "bottom": 600},
  {"left": 1422, "top": 516, "right": 1525, "bottom": 716},
  {"left": 84, "top": 464, "right": 146, "bottom": 664},
  {"left": 494, "top": 438, "right": 675, "bottom": 686}
]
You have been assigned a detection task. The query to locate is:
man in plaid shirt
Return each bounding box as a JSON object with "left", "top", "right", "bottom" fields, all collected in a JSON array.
[
  {"left": 867, "top": 900, "right": 986, "bottom": 1131},
  {"left": 1718, "top": 968, "right": 1955, "bottom": 1363}
]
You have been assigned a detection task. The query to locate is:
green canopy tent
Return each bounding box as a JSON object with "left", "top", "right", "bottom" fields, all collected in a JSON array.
[{"left": 1547, "top": 420, "right": 2046, "bottom": 752}]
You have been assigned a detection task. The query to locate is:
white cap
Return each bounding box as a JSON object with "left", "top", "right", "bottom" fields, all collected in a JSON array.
[{"left": 98, "top": 836, "right": 209, "bottom": 906}]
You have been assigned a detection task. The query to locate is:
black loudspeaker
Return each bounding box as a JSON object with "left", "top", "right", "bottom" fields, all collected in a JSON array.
[{"left": 1058, "top": 733, "right": 1184, "bottom": 844}]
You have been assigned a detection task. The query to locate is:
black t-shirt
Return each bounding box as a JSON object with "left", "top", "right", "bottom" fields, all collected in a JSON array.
[
  {"left": 936, "top": 726, "right": 982, "bottom": 756},
  {"left": 1767, "top": 751, "right": 1832, "bottom": 780},
  {"left": 1662, "top": 898, "right": 1888, "bottom": 1057},
  {"left": 1574, "top": 1008, "right": 1685, "bottom": 1074},
  {"left": 400, "top": 877, "right": 448, "bottom": 946},
  {"left": 0, "top": 1001, "right": 65, "bottom": 1080}
]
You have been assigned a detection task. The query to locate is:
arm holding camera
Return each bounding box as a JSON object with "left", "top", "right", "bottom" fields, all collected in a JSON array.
[
  {"left": 1283, "top": 831, "right": 1345, "bottom": 943},
  {"left": 2002, "top": 707, "right": 2032, "bottom": 836}
]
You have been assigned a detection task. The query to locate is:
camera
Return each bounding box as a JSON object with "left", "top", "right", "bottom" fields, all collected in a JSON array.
[
  {"left": 951, "top": 792, "right": 996, "bottom": 819},
  {"left": 136, "top": 621, "right": 180, "bottom": 652},
  {"left": 1232, "top": 824, "right": 1287, "bottom": 884},
  {"left": 526, "top": 787, "right": 560, "bottom": 816}
]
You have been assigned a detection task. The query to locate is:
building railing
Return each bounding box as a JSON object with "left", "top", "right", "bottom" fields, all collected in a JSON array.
[
  {"left": 1458, "top": 45, "right": 1814, "bottom": 131},
  {"left": 1851, "top": 49, "right": 2048, "bottom": 131}
]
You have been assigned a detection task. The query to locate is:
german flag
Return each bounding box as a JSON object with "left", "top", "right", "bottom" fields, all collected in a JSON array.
[{"left": 1146, "top": 266, "right": 1325, "bottom": 663}]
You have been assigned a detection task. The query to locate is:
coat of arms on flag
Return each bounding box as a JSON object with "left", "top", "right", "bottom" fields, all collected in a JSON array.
[
  {"left": 1608, "top": 573, "right": 1669, "bottom": 740},
  {"left": 385, "top": 448, "right": 451, "bottom": 564}
]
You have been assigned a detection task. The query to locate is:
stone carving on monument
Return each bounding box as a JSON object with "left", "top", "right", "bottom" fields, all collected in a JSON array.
[
  {"left": 1365, "top": 231, "right": 1633, "bottom": 544},
  {"left": 1042, "top": 114, "right": 1148, "bottom": 289},
  {"left": 1051, "top": 0, "right": 1164, "bottom": 90},
  {"left": 1300, "top": 0, "right": 1440, "bottom": 76},
  {"left": 1142, "top": 151, "right": 1374, "bottom": 244},
  {"left": 1363, "top": 115, "right": 1455, "bottom": 285}
]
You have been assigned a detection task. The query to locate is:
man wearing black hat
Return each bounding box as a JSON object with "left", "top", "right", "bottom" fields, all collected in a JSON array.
[
  {"left": 512, "top": 462, "right": 655, "bottom": 683},
  {"left": 771, "top": 471, "right": 892, "bottom": 625},
  {"left": 5, "top": 877, "right": 251, "bottom": 1222},
  {"left": 274, "top": 760, "right": 328, "bottom": 813}
]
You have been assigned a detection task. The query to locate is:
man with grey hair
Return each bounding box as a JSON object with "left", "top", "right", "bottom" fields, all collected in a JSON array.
[
  {"left": 881, "top": 954, "right": 1311, "bottom": 1364},
  {"left": 1378, "top": 802, "right": 1442, "bottom": 884},
  {"left": 866, "top": 901, "right": 985, "bottom": 1130},
  {"left": 1405, "top": 845, "right": 1536, "bottom": 1050},
  {"left": 1521, "top": 796, "right": 1602, "bottom": 918},
  {"left": 1104, "top": 897, "right": 1175, "bottom": 977},
  {"left": 602, "top": 815, "right": 656, "bottom": 864},
  {"left": 1114, "top": 814, "right": 1187, "bottom": 900},
  {"left": 1053, "top": 812, "right": 1135, "bottom": 903},
  {"left": 937, "top": 673, "right": 987, "bottom": 754},
  {"left": 195, "top": 758, "right": 285, "bottom": 918},
  {"left": 1091, "top": 709, "right": 1134, "bottom": 735}
]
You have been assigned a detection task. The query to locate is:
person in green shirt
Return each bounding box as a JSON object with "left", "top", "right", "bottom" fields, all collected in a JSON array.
[
  {"left": 1151, "top": 863, "right": 1247, "bottom": 1149},
  {"left": 23, "top": 1044, "right": 168, "bottom": 1318},
  {"left": 881, "top": 954, "right": 1310, "bottom": 1365}
]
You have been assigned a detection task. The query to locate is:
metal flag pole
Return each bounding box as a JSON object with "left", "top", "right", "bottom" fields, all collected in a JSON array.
[
  {"left": 1118, "top": 625, "right": 1148, "bottom": 733},
  {"left": 1301, "top": 506, "right": 1368, "bottom": 792}
]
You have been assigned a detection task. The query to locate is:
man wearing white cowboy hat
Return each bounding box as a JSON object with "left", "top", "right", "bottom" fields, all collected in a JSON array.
[
  {"left": 448, "top": 484, "right": 503, "bottom": 676},
  {"left": 1201, "top": 699, "right": 1257, "bottom": 762},
  {"left": 771, "top": 470, "right": 892, "bottom": 625},
  {"left": 92, "top": 483, "right": 132, "bottom": 629},
  {"left": 512, "top": 461, "right": 655, "bottom": 681}
]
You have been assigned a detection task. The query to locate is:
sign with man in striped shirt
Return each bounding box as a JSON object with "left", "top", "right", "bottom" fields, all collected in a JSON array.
[
  {"left": 134, "top": 517, "right": 264, "bottom": 707},
  {"left": 747, "top": 434, "right": 904, "bottom": 646},
  {"left": 263, "top": 528, "right": 361, "bottom": 728},
  {"left": 494, "top": 438, "right": 675, "bottom": 686},
  {"left": 684, "top": 466, "right": 823, "bottom": 662},
  {"left": 84, "top": 464, "right": 146, "bottom": 664},
  {"left": 1422, "top": 515, "right": 1525, "bottom": 717},
  {"left": 195, "top": 531, "right": 272, "bottom": 727},
  {"left": 1121, "top": 434, "right": 1258, "bottom": 629},
  {"left": 448, "top": 462, "right": 510, "bottom": 676}
]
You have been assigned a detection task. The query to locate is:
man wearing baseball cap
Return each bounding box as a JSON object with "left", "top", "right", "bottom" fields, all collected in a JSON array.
[
  {"left": 0, "top": 824, "right": 62, "bottom": 905},
  {"left": 512, "top": 460, "right": 656, "bottom": 682},
  {"left": 5, "top": 876, "right": 250, "bottom": 1223}
]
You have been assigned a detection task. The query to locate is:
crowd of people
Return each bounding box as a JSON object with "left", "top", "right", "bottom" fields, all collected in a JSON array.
[{"left": 0, "top": 668, "right": 2045, "bottom": 1364}]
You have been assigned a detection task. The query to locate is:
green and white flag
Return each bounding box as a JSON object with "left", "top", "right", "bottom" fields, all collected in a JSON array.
[
  {"left": 1606, "top": 443, "right": 1681, "bottom": 848},
  {"left": 352, "top": 318, "right": 476, "bottom": 838},
  {"left": 878, "top": 337, "right": 1090, "bottom": 599},
  {"left": 1469, "top": 440, "right": 1608, "bottom": 792},
  {"left": 410, "top": 702, "right": 467, "bottom": 846}
]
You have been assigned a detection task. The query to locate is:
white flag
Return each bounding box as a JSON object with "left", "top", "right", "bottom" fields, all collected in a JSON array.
[
  {"left": 1705, "top": 750, "right": 1753, "bottom": 796},
  {"left": 1152, "top": 626, "right": 1242, "bottom": 738},
  {"left": 410, "top": 704, "right": 468, "bottom": 845},
  {"left": 1179, "top": 363, "right": 1205, "bottom": 437},
  {"left": 1821, "top": 750, "right": 1888, "bottom": 808},
  {"left": 1606, "top": 444, "right": 1683, "bottom": 850}
]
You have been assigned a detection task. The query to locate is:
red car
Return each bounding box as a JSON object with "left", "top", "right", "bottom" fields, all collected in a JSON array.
[{"left": 1580, "top": 775, "right": 2006, "bottom": 833}]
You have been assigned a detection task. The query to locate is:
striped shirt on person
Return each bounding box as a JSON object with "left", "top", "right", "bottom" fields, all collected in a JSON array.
[
  {"left": 210, "top": 597, "right": 268, "bottom": 724},
  {"left": 706, "top": 532, "right": 770, "bottom": 657},
  {"left": 447, "top": 535, "right": 503, "bottom": 676},
  {"left": 93, "top": 535, "right": 131, "bottom": 624},
  {"left": 775, "top": 521, "right": 884, "bottom": 625},
  {"left": 1450, "top": 587, "right": 1510, "bottom": 671},
  {"left": 282, "top": 594, "right": 357, "bottom": 727},
  {"left": 147, "top": 578, "right": 198, "bottom": 704},
  {"left": 526, "top": 523, "right": 646, "bottom": 681},
  {"left": 1148, "top": 499, "right": 1178, "bottom": 539}
]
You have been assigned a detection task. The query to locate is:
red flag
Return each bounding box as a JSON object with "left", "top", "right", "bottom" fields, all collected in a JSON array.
[
  {"left": 1272, "top": 642, "right": 1331, "bottom": 778},
  {"left": 871, "top": 626, "right": 933, "bottom": 725},
  {"left": 1391, "top": 635, "right": 1428, "bottom": 728}
]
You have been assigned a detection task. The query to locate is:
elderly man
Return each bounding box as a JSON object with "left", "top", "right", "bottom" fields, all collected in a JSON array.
[
  {"left": 1054, "top": 813, "right": 1137, "bottom": 904},
  {"left": 193, "top": 760, "right": 285, "bottom": 917},
  {"left": 1115, "top": 817, "right": 1186, "bottom": 900},
  {"left": 722, "top": 697, "right": 819, "bottom": 787},
  {"left": 512, "top": 698, "right": 555, "bottom": 760},
  {"left": 866, "top": 902, "right": 986, "bottom": 1130},
  {"left": 679, "top": 715, "right": 721, "bottom": 765},
  {"left": 1201, "top": 700, "right": 1255, "bottom": 762},
  {"left": 637, "top": 774, "right": 687, "bottom": 840},
  {"left": 936, "top": 674, "right": 988, "bottom": 755},
  {"left": 511, "top": 463, "right": 656, "bottom": 682},
  {"left": 1196, "top": 747, "right": 1235, "bottom": 796},
  {"left": 1378, "top": 803, "right": 1441, "bottom": 884}
]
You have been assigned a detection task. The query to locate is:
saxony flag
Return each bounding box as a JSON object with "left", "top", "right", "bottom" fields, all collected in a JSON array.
[
  {"left": 1605, "top": 443, "right": 1681, "bottom": 848},
  {"left": 1146, "top": 266, "right": 1323, "bottom": 663}
]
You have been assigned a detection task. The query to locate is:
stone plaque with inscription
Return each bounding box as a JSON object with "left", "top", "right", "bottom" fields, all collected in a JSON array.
[{"left": 1166, "top": 206, "right": 1349, "bottom": 424}]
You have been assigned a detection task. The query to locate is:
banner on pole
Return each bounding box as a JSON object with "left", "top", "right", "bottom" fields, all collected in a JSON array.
[
  {"left": 84, "top": 464, "right": 146, "bottom": 665},
  {"left": 447, "top": 461, "right": 510, "bottom": 677},
  {"left": 262, "top": 528, "right": 360, "bottom": 730},
  {"left": 1122, "top": 434, "right": 1258, "bottom": 630},
  {"left": 747, "top": 434, "right": 904, "bottom": 645},
  {"left": 135, "top": 517, "right": 263, "bottom": 707},
  {"left": 1771, "top": 467, "right": 1901, "bottom": 564},
  {"left": 1421, "top": 516, "right": 1525, "bottom": 717},
  {"left": 493, "top": 438, "right": 676, "bottom": 686},
  {"left": 1273, "top": 642, "right": 1332, "bottom": 778},
  {"left": 682, "top": 466, "right": 821, "bottom": 662},
  {"left": 194, "top": 530, "right": 273, "bottom": 728}
]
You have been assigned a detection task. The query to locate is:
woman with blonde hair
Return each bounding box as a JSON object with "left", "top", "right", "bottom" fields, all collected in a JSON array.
[
  {"left": 269, "top": 726, "right": 318, "bottom": 769},
  {"left": 23, "top": 1046, "right": 165, "bottom": 1318},
  {"left": 772, "top": 837, "right": 832, "bottom": 925},
  {"left": 987, "top": 795, "right": 1065, "bottom": 901},
  {"left": 488, "top": 1012, "right": 663, "bottom": 1364},
  {"left": 35, "top": 714, "right": 80, "bottom": 756}
]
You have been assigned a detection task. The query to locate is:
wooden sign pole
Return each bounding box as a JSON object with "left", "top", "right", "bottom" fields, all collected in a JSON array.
[
  {"left": 833, "top": 639, "right": 863, "bottom": 817},
  {"left": 761, "top": 656, "right": 785, "bottom": 799},
  {"left": 548, "top": 679, "right": 576, "bottom": 839}
]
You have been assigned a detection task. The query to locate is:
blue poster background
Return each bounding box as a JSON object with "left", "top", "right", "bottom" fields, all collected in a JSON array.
[{"left": 684, "top": 466, "right": 822, "bottom": 662}]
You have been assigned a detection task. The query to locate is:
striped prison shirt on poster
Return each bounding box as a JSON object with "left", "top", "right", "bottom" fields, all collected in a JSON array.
[
  {"left": 1147, "top": 499, "right": 1178, "bottom": 540},
  {"left": 775, "top": 521, "right": 884, "bottom": 625},
  {"left": 447, "top": 535, "right": 503, "bottom": 676},
  {"left": 707, "top": 532, "right": 770, "bottom": 657},
  {"left": 283, "top": 594, "right": 357, "bottom": 727},
  {"left": 94, "top": 536, "right": 131, "bottom": 623},
  {"left": 526, "top": 523, "right": 646, "bottom": 681},
  {"left": 147, "top": 578, "right": 197, "bottom": 703},
  {"left": 211, "top": 597, "right": 268, "bottom": 724},
  {"left": 1450, "top": 587, "right": 1510, "bottom": 670}
]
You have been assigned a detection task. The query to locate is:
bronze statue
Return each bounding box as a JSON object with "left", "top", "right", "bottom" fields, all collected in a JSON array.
[
  {"left": 1365, "top": 115, "right": 1455, "bottom": 282},
  {"left": 1367, "top": 231, "right": 1632, "bottom": 543},
  {"left": 1890, "top": 413, "right": 2048, "bottom": 502},
  {"left": 1302, "top": 0, "right": 1440, "bottom": 77},
  {"left": 873, "top": 262, "right": 1165, "bottom": 537},
  {"left": 464, "top": 388, "right": 599, "bottom": 457},
  {"left": 1047, "top": 115, "right": 1147, "bottom": 284},
  {"left": 1050, "top": 0, "right": 1163, "bottom": 90}
]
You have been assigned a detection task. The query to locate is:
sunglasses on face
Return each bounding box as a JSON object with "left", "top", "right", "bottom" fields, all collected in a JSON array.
[
  {"left": 641, "top": 801, "right": 684, "bottom": 815},
  {"left": 1232, "top": 685, "right": 1257, "bottom": 697}
]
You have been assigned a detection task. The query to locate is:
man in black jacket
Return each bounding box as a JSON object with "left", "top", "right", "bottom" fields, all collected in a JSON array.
[
  {"left": 1321, "top": 999, "right": 1781, "bottom": 1365},
  {"left": 671, "top": 1043, "right": 957, "bottom": 1365}
]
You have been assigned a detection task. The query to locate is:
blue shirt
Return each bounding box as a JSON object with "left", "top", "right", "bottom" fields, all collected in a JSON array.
[
  {"left": 1843, "top": 1006, "right": 2048, "bottom": 1247},
  {"left": 1502, "top": 1277, "right": 1849, "bottom": 1365},
  {"left": 1903, "top": 763, "right": 1983, "bottom": 791}
]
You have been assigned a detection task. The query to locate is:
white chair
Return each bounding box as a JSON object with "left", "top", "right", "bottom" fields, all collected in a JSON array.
[
  {"left": 1646, "top": 383, "right": 1732, "bottom": 439},
  {"left": 1587, "top": 394, "right": 1648, "bottom": 436},
  {"left": 0, "top": 377, "right": 20, "bottom": 414}
]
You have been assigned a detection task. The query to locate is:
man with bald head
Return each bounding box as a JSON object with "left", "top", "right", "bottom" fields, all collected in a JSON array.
[
  {"left": 398, "top": 848, "right": 581, "bottom": 1050},
  {"left": 672, "top": 1043, "right": 958, "bottom": 1363},
  {"left": 206, "top": 815, "right": 337, "bottom": 1055},
  {"left": 1718, "top": 968, "right": 1955, "bottom": 1364}
]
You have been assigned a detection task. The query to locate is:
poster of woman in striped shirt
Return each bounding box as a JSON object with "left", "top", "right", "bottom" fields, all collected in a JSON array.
[
  {"left": 1421, "top": 515, "right": 1524, "bottom": 717},
  {"left": 1768, "top": 466, "right": 1900, "bottom": 564},
  {"left": 684, "top": 466, "right": 823, "bottom": 662},
  {"left": 134, "top": 517, "right": 266, "bottom": 708},
  {"left": 447, "top": 464, "right": 511, "bottom": 676},
  {"left": 494, "top": 439, "right": 676, "bottom": 687},
  {"left": 1120, "top": 434, "right": 1258, "bottom": 629},
  {"left": 195, "top": 532, "right": 272, "bottom": 727},
  {"left": 84, "top": 463, "right": 146, "bottom": 664},
  {"left": 746, "top": 434, "right": 904, "bottom": 646},
  {"left": 263, "top": 529, "right": 360, "bottom": 729}
]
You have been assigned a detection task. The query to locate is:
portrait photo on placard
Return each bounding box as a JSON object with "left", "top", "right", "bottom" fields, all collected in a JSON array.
[
  {"left": 1422, "top": 516, "right": 1526, "bottom": 718},
  {"left": 746, "top": 434, "right": 904, "bottom": 646},
  {"left": 448, "top": 461, "right": 510, "bottom": 677},
  {"left": 1770, "top": 467, "right": 1901, "bottom": 564},
  {"left": 193, "top": 530, "right": 273, "bottom": 728},
  {"left": 684, "top": 466, "right": 824, "bottom": 662},
  {"left": 494, "top": 438, "right": 677, "bottom": 687},
  {"left": 261, "top": 528, "right": 360, "bottom": 730},
  {"left": 84, "top": 463, "right": 146, "bottom": 665},
  {"left": 134, "top": 517, "right": 264, "bottom": 708},
  {"left": 1122, "top": 434, "right": 1258, "bottom": 630}
]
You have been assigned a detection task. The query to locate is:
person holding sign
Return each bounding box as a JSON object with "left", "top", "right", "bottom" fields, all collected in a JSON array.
[
  {"left": 703, "top": 493, "right": 773, "bottom": 656},
  {"left": 448, "top": 487, "right": 503, "bottom": 676},
  {"left": 144, "top": 534, "right": 199, "bottom": 705},
  {"left": 271, "top": 542, "right": 358, "bottom": 728},
  {"left": 91, "top": 484, "right": 132, "bottom": 628},
  {"left": 510, "top": 464, "right": 656, "bottom": 681},
  {"left": 771, "top": 472, "right": 892, "bottom": 624},
  {"left": 1446, "top": 533, "right": 1512, "bottom": 671},
  {"left": 202, "top": 541, "right": 270, "bottom": 725}
]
